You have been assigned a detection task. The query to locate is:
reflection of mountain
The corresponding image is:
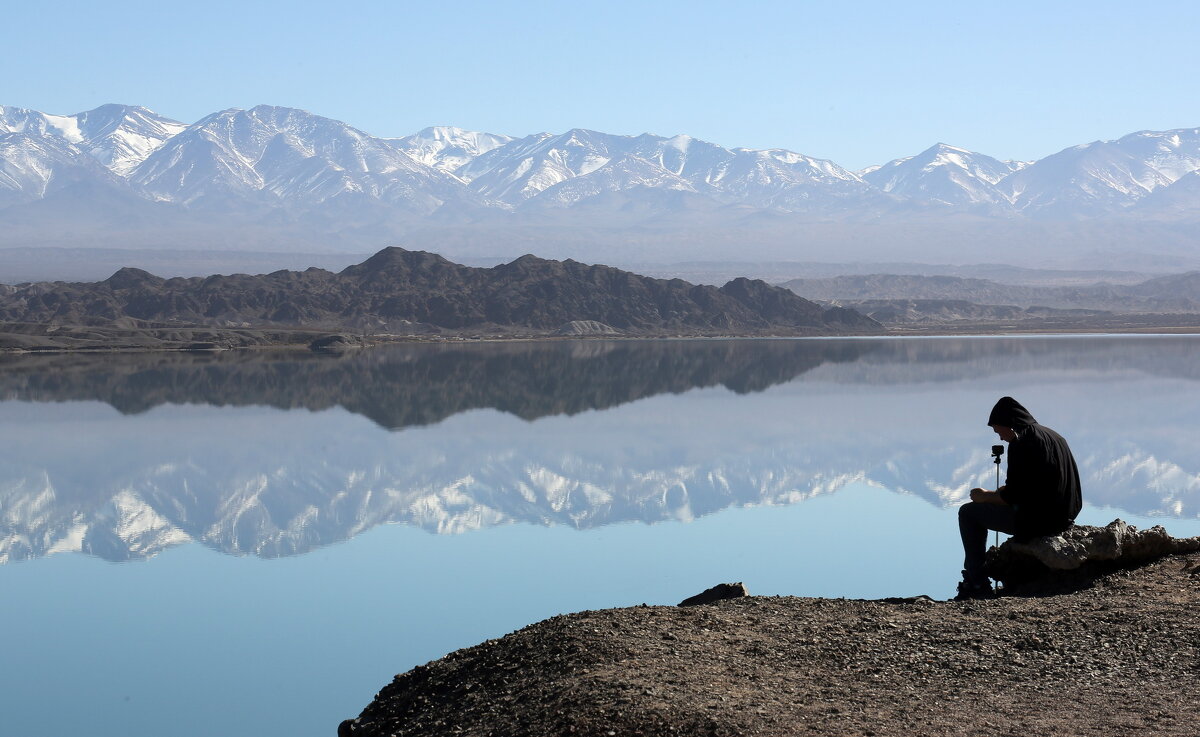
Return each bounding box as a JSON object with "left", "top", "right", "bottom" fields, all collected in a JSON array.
[
  {"left": 3, "top": 336, "right": 1200, "bottom": 565},
  {"left": 0, "top": 339, "right": 875, "bottom": 429},
  {"left": 0, "top": 448, "right": 848, "bottom": 564}
]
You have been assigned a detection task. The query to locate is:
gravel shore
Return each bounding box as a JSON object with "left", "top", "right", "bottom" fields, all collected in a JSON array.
[{"left": 340, "top": 552, "right": 1200, "bottom": 736}]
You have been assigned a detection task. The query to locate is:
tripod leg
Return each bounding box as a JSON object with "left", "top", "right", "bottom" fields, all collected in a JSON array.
[{"left": 993, "top": 460, "right": 1002, "bottom": 593}]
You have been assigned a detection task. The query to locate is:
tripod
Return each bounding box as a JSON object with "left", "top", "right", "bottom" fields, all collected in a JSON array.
[
  {"left": 993, "top": 455, "right": 1002, "bottom": 549},
  {"left": 991, "top": 445, "right": 1004, "bottom": 592}
]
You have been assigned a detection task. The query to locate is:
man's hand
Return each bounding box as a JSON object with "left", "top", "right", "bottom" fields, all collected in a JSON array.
[{"left": 970, "top": 487, "right": 1007, "bottom": 505}]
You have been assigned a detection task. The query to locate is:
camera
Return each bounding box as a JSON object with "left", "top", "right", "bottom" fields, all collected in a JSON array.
[{"left": 991, "top": 444, "right": 1004, "bottom": 458}]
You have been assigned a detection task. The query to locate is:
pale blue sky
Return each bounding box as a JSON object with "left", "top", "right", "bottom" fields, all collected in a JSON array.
[{"left": 8, "top": 0, "right": 1199, "bottom": 168}]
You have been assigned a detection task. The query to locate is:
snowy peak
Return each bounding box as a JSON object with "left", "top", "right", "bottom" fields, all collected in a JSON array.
[
  {"left": 862, "top": 143, "right": 1019, "bottom": 206},
  {"left": 0, "top": 105, "right": 84, "bottom": 141},
  {"left": 0, "top": 104, "right": 185, "bottom": 176},
  {"left": 72, "top": 104, "right": 187, "bottom": 176},
  {"left": 459, "top": 129, "right": 627, "bottom": 203},
  {"left": 915, "top": 143, "right": 1021, "bottom": 184},
  {"left": 636, "top": 144, "right": 879, "bottom": 213},
  {"left": 1001, "top": 128, "right": 1200, "bottom": 215},
  {"left": 393, "top": 126, "right": 514, "bottom": 175},
  {"left": 1113, "top": 128, "right": 1200, "bottom": 182},
  {"left": 627, "top": 133, "right": 742, "bottom": 182},
  {"left": 129, "top": 105, "right": 467, "bottom": 209},
  {"left": 529, "top": 153, "right": 701, "bottom": 207},
  {"left": 738, "top": 147, "right": 861, "bottom": 179},
  {"left": 458, "top": 128, "right": 872, "bottom": 209}
]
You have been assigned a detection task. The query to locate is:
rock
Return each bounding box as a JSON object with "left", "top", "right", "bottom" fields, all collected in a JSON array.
[
  {"left": 678, "top": 582, "right": 748, "bottom": 607},
  {"left": 309, "top": 334, "right": 366, "bottom": 353},
  {"left": 880, "top": 595, "right": 936, "bottom": 605},
  {"left": 554, "top": 320, "right": 621, "bottom": 336},
  {"left": 984, "top": 518, "right": 1200, "bottom": 589}
]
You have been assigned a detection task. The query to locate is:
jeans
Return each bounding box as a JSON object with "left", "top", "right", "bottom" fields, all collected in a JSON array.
[{"left": 958, "top": 501, "right": 1017, "bottom": 585}]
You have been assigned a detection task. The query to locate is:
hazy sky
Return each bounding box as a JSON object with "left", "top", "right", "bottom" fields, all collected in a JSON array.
[{"left": 9, "top": 0, "right": 1199, "bottom": 169}]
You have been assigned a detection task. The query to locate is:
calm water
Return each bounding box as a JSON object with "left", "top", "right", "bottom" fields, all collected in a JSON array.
[{"left": 3, "top": 336, "right": 1200, "bottom": 736}]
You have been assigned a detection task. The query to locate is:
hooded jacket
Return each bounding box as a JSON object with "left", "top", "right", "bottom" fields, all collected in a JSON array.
[{"left": 989, "top": 397, "right": 1083, "bottom": 539}]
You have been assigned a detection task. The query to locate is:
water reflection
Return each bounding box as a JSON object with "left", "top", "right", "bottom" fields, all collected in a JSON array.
[
  {"left": 2, "top": 336, "right": 1199, "bottom": 564},
  {"left": 0, "top": 339, "right": 875, "bottom": 429}
]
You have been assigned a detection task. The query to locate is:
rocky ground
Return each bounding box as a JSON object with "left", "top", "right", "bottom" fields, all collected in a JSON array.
[{"left": 340, "top": 552, "right": 1200, "bottom": 736}]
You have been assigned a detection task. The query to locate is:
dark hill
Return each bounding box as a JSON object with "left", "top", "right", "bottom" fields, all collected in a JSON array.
[{"left": 0, "top": 247, "right": 880, "bottom": 336}]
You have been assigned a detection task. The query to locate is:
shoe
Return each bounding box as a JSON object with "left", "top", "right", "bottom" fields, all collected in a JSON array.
[{"left": 953, "top": 580, "right": 996, "bottom": 601}]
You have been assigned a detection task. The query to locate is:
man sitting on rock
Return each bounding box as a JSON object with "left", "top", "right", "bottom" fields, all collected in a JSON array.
[{"left": 956, "top": 396, "right": 1083, "bottom": 600}]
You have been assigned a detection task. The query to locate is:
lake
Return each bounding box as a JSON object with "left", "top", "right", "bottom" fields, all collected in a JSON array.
[{"left": 2, "top": 335, "right": 1199, "bottom": 737}]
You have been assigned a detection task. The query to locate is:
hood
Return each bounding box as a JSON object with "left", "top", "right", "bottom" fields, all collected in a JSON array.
[{"left": 987, "top": 396, "right": 1037, "bottom": 428}]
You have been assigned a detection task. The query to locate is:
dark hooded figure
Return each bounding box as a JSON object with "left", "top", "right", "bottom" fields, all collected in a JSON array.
[{"left": 956, "top": 396, "right": 1082, "bottom": 599}]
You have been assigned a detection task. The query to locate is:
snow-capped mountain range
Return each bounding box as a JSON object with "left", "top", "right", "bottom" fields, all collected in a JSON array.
[
  {"left": 4, "top": 102, "right": 1197, "bottom": 215},
  {"left": 2, "top": 103, "right": 1198, "bottom": 266}
]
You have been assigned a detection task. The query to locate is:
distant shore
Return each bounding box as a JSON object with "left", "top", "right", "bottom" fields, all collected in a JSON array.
[
  {"left": 0, "top": 324, "right": 868, "bottom": 354},
  {"left": 4, "top": 320, "right": 1200, "bottom": 354},
  {"left": 338, "top": 552, "right": 1200, "bottom": 737}
]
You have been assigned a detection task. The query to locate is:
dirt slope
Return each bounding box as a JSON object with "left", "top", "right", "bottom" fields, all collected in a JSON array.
[{"left": 340, "top": 553, "right": 1200, "bottom": 736}]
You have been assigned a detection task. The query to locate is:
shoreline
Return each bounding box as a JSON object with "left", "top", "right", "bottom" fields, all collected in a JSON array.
[{"left": 4, "top": 321, "right": 1200, "bottom": 355}]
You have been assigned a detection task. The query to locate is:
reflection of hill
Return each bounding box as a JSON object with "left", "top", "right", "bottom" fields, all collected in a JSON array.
[
  {"left": 0, "top": 339, "right": 877, "bottom": 429},
  {"left": 6, "top": 337, "right": 1200, "bottom": 432}
]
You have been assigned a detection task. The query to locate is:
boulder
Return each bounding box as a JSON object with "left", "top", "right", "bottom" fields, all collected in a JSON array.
[
  {"left": 309, "top": 334, "right": 366, "bottom": 353},
  {"left": 678, "top": 582, "right": 748, "bottom": 607},
  {"left": 984, "top": 518, "right": 1200, "bottom": 590}
]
